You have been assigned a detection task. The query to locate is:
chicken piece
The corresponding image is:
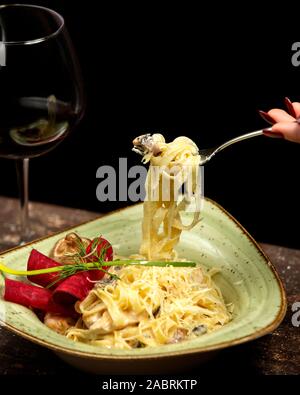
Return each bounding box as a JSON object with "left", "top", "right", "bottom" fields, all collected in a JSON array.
[
  {"left": 44, "top": 312, "right": 76, "bottom": 335},
  {"left": 168, "top": 328, "right": 188, "bottom": 344}
]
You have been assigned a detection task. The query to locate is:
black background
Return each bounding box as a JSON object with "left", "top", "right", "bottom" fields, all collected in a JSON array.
[{"left": 0, "top": 2, "right": 299, "bottom": 249}]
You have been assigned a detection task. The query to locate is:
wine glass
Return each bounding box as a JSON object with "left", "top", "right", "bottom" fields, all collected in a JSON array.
[{"left": 0, "top": 4, "right": 85, "bottom": 245}]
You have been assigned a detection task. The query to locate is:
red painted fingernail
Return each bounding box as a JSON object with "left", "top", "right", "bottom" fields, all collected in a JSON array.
[
  {"left": 262, "top": 129, "right": 284, "bottom": 139},
  {"left": 258, "top": 110, "right": 276, "bottom": 125},
  {"left": 284, "top": 97, "right": 297, "bottom": 118}
]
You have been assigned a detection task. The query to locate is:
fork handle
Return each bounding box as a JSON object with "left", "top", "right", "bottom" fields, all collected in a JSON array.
[{"left": 214, "top": 128, "right": 271, "bottom": 154}]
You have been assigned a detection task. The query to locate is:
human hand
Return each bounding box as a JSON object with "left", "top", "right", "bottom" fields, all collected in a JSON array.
[{"left": 259, "top": 97, "right": 300, "bottom": 143}]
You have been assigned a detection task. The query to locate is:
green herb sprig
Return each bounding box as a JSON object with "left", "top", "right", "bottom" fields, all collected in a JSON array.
[
  {"left": 0, "top": 259, "right": 196, "bottom": 279},
  {"left": 0, "top": 234, "right": 195, "bottom": 284}
]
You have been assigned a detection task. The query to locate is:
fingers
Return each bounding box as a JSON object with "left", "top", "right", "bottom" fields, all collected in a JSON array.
[
  {"left": 292, "top": 102, "right": 300, "bottom": 118},
  {"left": 272, "top": 122, "right": 300, "bottom": 143},
  {"left": 284, "top": 97, "right": 297, "bottom": 118},
  {"left": 268, "top": 109, "right": 295, "bottom": 123},
  {"left": 260, "top": 99, "right": 300, "bottom": 143}
]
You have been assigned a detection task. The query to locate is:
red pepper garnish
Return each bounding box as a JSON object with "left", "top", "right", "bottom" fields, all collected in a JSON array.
[
  {"left": 53, "top": 236, "right": 114, "bottom": 304},
  {"left": 4, "top": 278, "right": 76, "bottom": 316},
  {"left": 27, "top": 249, "right": 62, "bottom": 289},
  {"left": 85, "top": 236, "right": 113, "bottom": 263}
]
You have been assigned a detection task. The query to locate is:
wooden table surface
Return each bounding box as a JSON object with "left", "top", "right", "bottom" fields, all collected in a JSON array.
[{"left": 0, "top": 197, "right": 299, "bottom": 376}]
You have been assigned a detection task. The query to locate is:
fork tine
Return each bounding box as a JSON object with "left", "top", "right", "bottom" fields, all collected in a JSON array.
[{"left": 199, "top": 148, "right": 215, "bottom": 157}]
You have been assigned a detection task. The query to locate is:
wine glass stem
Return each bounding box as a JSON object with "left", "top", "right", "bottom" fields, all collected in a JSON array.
[{"left": 15, "top": 158, "right": 30, "bottom": 244}]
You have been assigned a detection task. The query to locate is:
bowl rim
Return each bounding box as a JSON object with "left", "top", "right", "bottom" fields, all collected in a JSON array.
[{"left": 0, "top": 198, "right": 287, "bottom": 360}]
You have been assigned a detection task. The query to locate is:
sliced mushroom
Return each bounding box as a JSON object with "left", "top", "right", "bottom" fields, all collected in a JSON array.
[
  {"left": 50, "top": 232, "right": 91, "bottom": 264},
  {"left": 192, "top": 324, "right": 207, "bottom": 336},
  {"left": 132, "top": 134, "right": 162, "bottom": 157}
]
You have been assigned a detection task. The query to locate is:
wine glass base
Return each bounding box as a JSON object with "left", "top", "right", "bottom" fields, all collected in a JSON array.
[{"left": 0, "top": 200, "right": 43, "bottom": 250}]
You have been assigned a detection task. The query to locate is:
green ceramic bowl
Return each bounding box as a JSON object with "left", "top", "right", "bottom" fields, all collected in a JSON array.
[{"left": 0, "top": 199, "right": 286, "bottom": 374}]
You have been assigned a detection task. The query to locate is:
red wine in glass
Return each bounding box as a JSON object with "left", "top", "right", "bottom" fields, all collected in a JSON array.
[{"left": 0, "top": 4, "right": 85, "bottom": 244}]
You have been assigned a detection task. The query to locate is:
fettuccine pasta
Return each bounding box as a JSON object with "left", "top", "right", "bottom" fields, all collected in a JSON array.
[
  {"left": 138, "top": 134, "right": 201, "bottom": 260},
  {"left": 66, "top": 265, "right": 231, "bottom": 349},
  {"left": 54, "top": 135, "right": 231, "bottom": 348}
]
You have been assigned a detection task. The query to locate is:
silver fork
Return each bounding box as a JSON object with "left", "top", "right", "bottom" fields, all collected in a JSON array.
[{"left": 199, "top": 128, "right": 271, "bottom": 165}]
